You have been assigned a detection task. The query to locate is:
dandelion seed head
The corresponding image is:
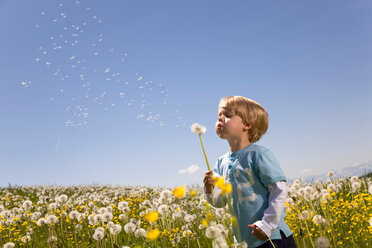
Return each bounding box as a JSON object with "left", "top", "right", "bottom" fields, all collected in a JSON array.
[
  {"left": 191, "top": 123, "right": 206, "bottom": 135},
  {"left": 315, "top": 237, "right": 330, "bottom": 248}
]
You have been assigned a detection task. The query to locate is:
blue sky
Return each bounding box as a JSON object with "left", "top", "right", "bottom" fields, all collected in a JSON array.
[{"left": 0, "top": 0, "right": 371, "bottom": 187}]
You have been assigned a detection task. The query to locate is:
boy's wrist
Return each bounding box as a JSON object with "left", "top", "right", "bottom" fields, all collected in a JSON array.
[{"left": 253, "top": 220, "right": 273, "bottom": 238}]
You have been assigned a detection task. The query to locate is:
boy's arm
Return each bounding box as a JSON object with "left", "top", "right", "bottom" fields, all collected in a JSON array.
[{"left": 253, "top": 181, "right": 287, "bottom": 238}]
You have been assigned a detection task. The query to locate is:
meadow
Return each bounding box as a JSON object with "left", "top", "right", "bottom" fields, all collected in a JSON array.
[{"left": 0, "top": 174, "right": 371, "bottom": 248}]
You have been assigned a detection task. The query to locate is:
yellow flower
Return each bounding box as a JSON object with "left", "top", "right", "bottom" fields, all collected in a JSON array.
[
  {"left": 190, "top": 190, "right": 197, "bottom": 197},
  {"left": 214, "top": 176, "right": 225, "bottom": 188},
  {"left": 145, "top": 211, "right": 159, "bottom": 223},
  {"left": 173, "top": 186, "right": 186, "bottom": 198},
  {"left": 147, "top": 229, "right": 160, "bottom": 241},
  {"left": 231, "top": 216, "right": 238, "bottom": 227},
  {"left": 215, "top": 176, "right": 232, "bottom": 193},
  {"left": 202, "top": 219, "right": 208, "bottom": 227}
]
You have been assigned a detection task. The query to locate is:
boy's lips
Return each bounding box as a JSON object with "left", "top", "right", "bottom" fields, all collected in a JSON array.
[{"left": 216, "top": 124, "right": 223, "bottom": 129}]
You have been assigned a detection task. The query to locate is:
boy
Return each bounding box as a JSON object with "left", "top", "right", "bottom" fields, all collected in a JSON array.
[{"left": 203, "top": 96, "right": 297, "bottom": 248}]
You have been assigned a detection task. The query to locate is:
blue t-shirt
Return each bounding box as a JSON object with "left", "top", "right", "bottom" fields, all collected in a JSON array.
[{"left": 213, "top": 144, "right": 292, "bottom": 248}]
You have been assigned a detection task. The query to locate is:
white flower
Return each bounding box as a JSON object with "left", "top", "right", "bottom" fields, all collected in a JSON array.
[
  {"left": 99, "top": 207, "right": 107, "bottom": 214},
  {"left": 184, "top": 214, "right": 194, "bottom": 223},
  {"left": 119, "top": 214, "right": 128, "bottom": 221},
  {"left": 312, "top": 215, "right": 326, "bottom": 225},
  {"left": 93, "top": 230, "right": 104, "bottom": 240},
  {"left": 206, "top": 225, "right": 221, "bottom": 239},
  {"left": 57, "top": 194, "right": 68, "bottom": 203},
  {"left": 160, "top": 190, "right": 172, "bottom": 199},
  {"left": 102, "top": 212, "right": 113, "bottom": 222},
  {"left": 315, "top": 237, "right": 330, "bottom": 248},
  {"left": 310, "top": 191, "right": 320, "bottom": 200},
  {"left": 368, "top": 184, "right": 372, "bottom": 195},
  {"left": 124, "top": 222, "right": 136, "bottom": 233},
  {"left": 158, "top": 204, "right": 168, "bottom": 216},
  {"left": 350, "top": 176, "right": 359, "bottom": 183},
  {"left": 351, "top": 182, "right": 361, "bottom": 192},
  {"left": 118, "top": 201, "right": 129, "bottom": 210},
  {"left": 21, "top": 235, "right": 31, "bottom": 243},
  {"left": 3, "top": 242, "right": 15, "bottom": 248},
  {"left": 109, "top": 224, "right": 122, "bottom": 235},
  {"left": 191, "top": 123, "right": 206, "bottom": 135},
  {"left": 297, "top": 187, "right": 305, "bottom": 196},
  {"left": 327, "top": 171, "right": 334, "bottom": 177},
  {"left": 68, "top": 210, "right": 80, "bottom": 220},
  {"left": 212, "top": 236, "right": 229, "bottom": 248},
  {"left": 327, "top": 184, "right": 336, "bottom": 192},
  {"left": 45, "top": 215, "right": 59, "bottom": 225},
  {"left": 36, "top": 218, "right": 45, "bottom": 226},
  {"left": 22, "top": 200, "right": 33, "bottom": 209},
  {"left": 299, "top": 210, "right": 311, "bottom": 220},
  {"left": 134, "top": 228, "right": 147, "bottom": 238},
  {"left": 95, "top": 227, "right": 105, "bottom": 233}
]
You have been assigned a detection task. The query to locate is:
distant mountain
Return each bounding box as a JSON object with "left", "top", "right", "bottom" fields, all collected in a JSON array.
[{"left": 288, "top": 160, "right": 372, "bottom": 183}]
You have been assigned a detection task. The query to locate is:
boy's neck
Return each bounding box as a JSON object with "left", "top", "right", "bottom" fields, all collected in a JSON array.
[{"left": 228, "top": 138, "right": 251, "bottom": 153}]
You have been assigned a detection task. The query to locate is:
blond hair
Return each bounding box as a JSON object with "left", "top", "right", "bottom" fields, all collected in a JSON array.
[{"left": 219, "top": 96, "right": 269, "bottom": 143}]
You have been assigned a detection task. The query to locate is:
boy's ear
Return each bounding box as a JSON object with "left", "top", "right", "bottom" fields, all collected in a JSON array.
[{"left": 243, "top": 124, "right": 251, "bottom": 131}]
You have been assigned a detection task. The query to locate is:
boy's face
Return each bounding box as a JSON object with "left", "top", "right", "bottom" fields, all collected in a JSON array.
[{"left": 215, "top": 106, "right": 250, "bottom": 140}]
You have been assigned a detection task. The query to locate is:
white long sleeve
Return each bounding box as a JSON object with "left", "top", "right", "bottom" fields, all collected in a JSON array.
[{"left": 253, "top": 181, "right": 287, "bottom": 238}]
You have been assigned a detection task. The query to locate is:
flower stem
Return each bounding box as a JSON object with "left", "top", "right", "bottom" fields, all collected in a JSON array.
[{"left": 199, "top": 134, "right": 210, "bottom": 171}]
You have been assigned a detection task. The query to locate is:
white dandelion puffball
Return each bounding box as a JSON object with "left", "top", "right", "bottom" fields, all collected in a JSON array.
[
  {"left": 124, "top": 222, "right": 136, "bottom": 233},
  {"left": 369, "top": 217, "right": 372, "bottom": 226},
  {"left": 21, "top": 235, "right": 31, "bottom": 243},
  {"left": 205, "top": 225, "right": 221, "bottom": 239},
  {"left": 68, "top": 210, "right": 80, "bottom": 220},
  {"left": 93, "top": 230, "right": 104, "bottom": 241},
  {"left": 57, "top": 194, "right": 68, "bottom": 203},
  {"left": 368, "top": 184, "right": 372, "bottom": 195},
  {"left": 22, "top": 200, "right": 33, "bottom": 209},
  {"left": 134, "top": 228, "right": 147, "bottom": 238},
  {"left": 109, "top": 224, "right": 122, "bottom": 235},
  {"left": 315, "top": 237, "right": 330, "bottom": 248},
  {"left": 327, "top": 171, "right": 334, "bottom": 177},
  {"left": 312, "top": 215, "right": 326, "bottom": 225},
  {"left": 3, "top": 242, "right": 15, "bottom": 248},
  {"left": 299, "top": 210, "right": 311, "bottom": 220},
  {"left": 351, "top": 181, "right": 361, "bottom": 192},
  {"left": 191, "top": 123, "right": 206, "bottom": 135},
  {"left": 350, "top": 176, "right": 359, "bottom": 183},
  {"left": 46, "top": 215, "right": 59, "bottom": 225},
  {"left": 212, "top": 236, "right": 229, "bottom": 248},
  {"left": 158, "top": 204, "right": 169, "bottom": 216},
  {"left": 327, "top": 184, "right": 336, "bottom": 192}
]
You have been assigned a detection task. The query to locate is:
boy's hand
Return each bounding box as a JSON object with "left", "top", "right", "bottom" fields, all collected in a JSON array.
[
  {"left": 248, "top": 224, "right": 269, "bottom": 240},
  {"left": 203, "top": 171, "right": 215, "bottom": 194}
]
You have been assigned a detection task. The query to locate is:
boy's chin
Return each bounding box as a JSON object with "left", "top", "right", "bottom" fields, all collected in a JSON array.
[{"left": 216, "top": 132, "right": 227, "bottom": 139}]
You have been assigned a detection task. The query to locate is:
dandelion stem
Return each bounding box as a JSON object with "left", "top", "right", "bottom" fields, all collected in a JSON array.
[{"left": 199, "top": 134, "right": 210, "bottom": 171}]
